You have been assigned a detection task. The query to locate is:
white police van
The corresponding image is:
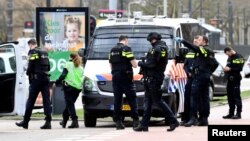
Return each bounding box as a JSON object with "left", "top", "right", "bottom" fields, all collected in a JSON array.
[
  {"left": 81, "top": 16, "right": 224, "bottom": 127},
  {"left": 0, "top": 41, "right": 29, "bottom": 116}
]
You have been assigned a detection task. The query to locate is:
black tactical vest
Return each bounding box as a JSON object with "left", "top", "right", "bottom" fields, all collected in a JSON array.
[
  {"left": 109, "top": 44, "right": 132, "bottom": 72},
  {"left": 33, "top": 48, "right": 50, "bottom": 76}
]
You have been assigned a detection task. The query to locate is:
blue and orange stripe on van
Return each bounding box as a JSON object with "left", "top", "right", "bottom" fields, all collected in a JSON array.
[{"left": 96, "top": 73, "right": 143, "bottom": 81}]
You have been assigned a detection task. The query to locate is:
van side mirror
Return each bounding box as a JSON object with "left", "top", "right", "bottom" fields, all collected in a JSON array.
[
  {"left": 78, "top": 48, "right": 87, "bottom": 65},
  {"left": 78, "top": 48, "right": 85, "bottom": 57},
  {"left": 176, "top": 47, "right": 188, "bottom": 63}
]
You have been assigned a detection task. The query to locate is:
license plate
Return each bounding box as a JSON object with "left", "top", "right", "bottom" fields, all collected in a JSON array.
[{"left": 122, "top": 104, "right": 131, "bottom": 111}]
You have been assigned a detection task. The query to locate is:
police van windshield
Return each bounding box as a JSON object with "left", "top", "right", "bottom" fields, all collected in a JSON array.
[{"left": 88, "top": 26, "right": 174, "bottom": 59}]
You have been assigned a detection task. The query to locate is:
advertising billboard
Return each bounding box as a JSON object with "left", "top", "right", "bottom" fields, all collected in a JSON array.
[{"left": 36, "top": 7, "right": 89, "bottom": 81}]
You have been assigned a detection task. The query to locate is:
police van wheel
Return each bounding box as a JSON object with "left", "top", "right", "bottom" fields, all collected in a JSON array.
[
  {"left": 84, "top": 112, "right": 97, "bottom": 127},
  {"left": 209, "top": 84, "right": 214, "bottom": 101}
]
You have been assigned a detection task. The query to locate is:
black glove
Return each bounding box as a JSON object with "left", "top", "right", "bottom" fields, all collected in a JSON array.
[
  {"left": 138, "top": 61, "right": 144, "bottom": 67},
  {"left": 55, "top": 79, "right": 61, "bottom": 87}
]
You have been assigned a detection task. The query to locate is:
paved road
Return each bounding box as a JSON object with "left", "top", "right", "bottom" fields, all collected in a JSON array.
[
  {"left": 1, "top": 78, "right": 249, "bottom": 141},
  {"left": 1, "top": 97, "right": 250, "bottom": 141}
]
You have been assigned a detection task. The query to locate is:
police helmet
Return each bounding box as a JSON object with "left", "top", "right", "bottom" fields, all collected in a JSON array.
[{"left": 147, "top": 32, "right": 162, "bottom": 42}]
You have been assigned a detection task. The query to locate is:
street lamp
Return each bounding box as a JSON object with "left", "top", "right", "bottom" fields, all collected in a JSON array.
[{"left": 163, "top": 0, "right": 167, "bottom": 16}]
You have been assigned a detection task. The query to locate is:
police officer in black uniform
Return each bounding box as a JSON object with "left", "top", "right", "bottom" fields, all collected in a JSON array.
[
  {"left": 134, "top": 32, "right": 179, "bottom": 132},
  {"left": 109, "top": 35, "right": 139, "bottom": 130},
  {"left": 175, "top": 35, "right": 218, "bottom": 126},
  {"left": 223, "top": 47, "right": 244, "bottom": 119},
  {"left": 16, "top": 39, "right": 52, "bottom": 129},
  {"left": 181, "top": 39, "right": 197, "bottom": 125}
]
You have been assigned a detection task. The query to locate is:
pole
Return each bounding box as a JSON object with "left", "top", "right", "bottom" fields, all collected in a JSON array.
[
  {"left": 6, "top": 0, "right": 13, "bottom": 41},
  {"left": 188, "top": 0, "right": 192, "bottom": 17},
  {"left": 121, "top": 0, "right": 124, "bottom": 10},
  {"left": 200, "top": 0, "right": 202, "bottom": 18},
  {"left": 243, "top": 8, "right": 247, "bottom": 45},
  {"left": 216, "top": 0, "right": 220, "bottom": 28},
  {"left": 156, "top": 5, "right": 162, "bottom": 16},
  {"left": 80, "top": 0, "right": 83, "bottom": 7},
  {"left": 46, "top": 0, "right": 51, "bottom": 7},
  {"left": 217, "top": 1, "right": 220, "bottom": 19},
  {"left": 128, "top": 2, "right": 131, "bottom": 18},
  {"left": 228, "top": 0, "right": 234, "bottom": 45},
  {"left": 163, "top": 0, "right": 167, "bottom": 16}
]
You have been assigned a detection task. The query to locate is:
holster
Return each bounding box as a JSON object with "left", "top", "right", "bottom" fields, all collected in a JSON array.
[
  {"left": 125, "top": 71, "right": 133, "bottom": 80},
  {"left": 229, "top": 76, "right": 234, "bottom": 81}
]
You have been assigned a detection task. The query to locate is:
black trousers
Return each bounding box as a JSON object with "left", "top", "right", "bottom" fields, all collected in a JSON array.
[
  {"left": 190, "top": 73, "right": 210, "bottom": 119},
  {"left": 62, "top": 85, "right": 81, "bottom": 120},
  {"left": 182, "top": 77, "right": 192, "bottom": 122},
  {"left": 24, "top": 78, "right": 52, "bottom": 122},
  {"left": 227, "top": 77, "right": 242, "bottom": 114},
  {"left": 140, "top": 77, "right": 177, "bottom": 127},
  {"left": 112, "top": 72, "right": 139, "bottom": 122}
]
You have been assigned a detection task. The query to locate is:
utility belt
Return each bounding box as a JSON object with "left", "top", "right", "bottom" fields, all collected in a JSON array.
[
  {"left": 228, "top": 74, "right": 241, "bottom": 81},
  {"left": 29, "top": 73, "right": 49, "bottom": 79},
  {"left": 113, "top": 70, "right": 132, "bottom": 74},
  {"left": 113, "top": 70, "right": 133, "bottom": 80},
  {"left": 112, "top": 63, "right": 129, "bottom": 72},
  {"left": 143, "top": 76, "right": 159, "bottom": 84},
  {"left": 192, "top": 68, "right": 210, "bottom": 76}
]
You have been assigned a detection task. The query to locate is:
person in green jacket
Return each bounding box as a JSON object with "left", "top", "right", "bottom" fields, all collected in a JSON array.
[{"left": 55, "top": 53, "right": 83, "bottom": 128}]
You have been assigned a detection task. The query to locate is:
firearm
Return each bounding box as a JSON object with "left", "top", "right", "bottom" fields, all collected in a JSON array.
[{"left": 138, "top": 56, "right": 146, "bottom": 83}]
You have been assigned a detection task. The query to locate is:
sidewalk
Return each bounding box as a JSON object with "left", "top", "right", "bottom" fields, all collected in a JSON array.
[{"left": 209, "top": 98, "right": 250, "bottom": 125}]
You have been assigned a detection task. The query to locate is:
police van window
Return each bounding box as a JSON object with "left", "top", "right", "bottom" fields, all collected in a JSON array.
[
  {"left": 0, "top": 45, "right": 15, "bottom": 73},
  {"left": 172, "top": 28, "right": 181, "bottom": 59},
  {"left": 181, "top": 23, "right": 201, "bottom": 42},
  {"left": 9, "top": 56, "right": 16, "bottom": 72},
  {"left": 0, "top": 58, "right": 5, "bottom": 73},
  {"left": 89, "top": 26, "right": 174, "bottom": 59},
  {"left": 176, "top": 28, "right": 181, "bottom": 48}
]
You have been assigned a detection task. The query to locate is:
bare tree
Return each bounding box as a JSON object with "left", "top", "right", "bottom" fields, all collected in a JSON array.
[{"left": 0, "top": 1, "right": 7, "bottom": 42}]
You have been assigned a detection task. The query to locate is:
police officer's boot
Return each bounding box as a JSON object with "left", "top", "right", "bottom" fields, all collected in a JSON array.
[
  {"left": 197, "top": 117, "right": 208, "bottom": 126},
  {"left": 222, "top": 112, "right": 234, "bottom": 119},
  {"left": 167, "top": 121, "right": 179, "bottom": 132},
  {"left": 132, "top": 119, "right": 140, "bottom": 129},
  {"left": 232, "top": 113, "right": 241, "bottom": 119},
  {"left": 40, "top": 121, "right": 51, "bottom": 129},
  {"left": 116, "top": 120, "right": 125, "bottom": 130},
  {"left": 133, "top": 125, "right": 148, "bottom": 132},
  {"left": 68, "top": 119, "right": 79, "bottom": 128},
  {"left": 184, "top": 117, "right": 198, "bottom": 127},
  {"left": 15, "top": 120, "right": 29, "bottom": 129},
  {"left": 41, "top": 115, "right": 52, "bottom": 129},
  {"left": 59, "top": 119, "right": 68, "bottom": 128}
]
